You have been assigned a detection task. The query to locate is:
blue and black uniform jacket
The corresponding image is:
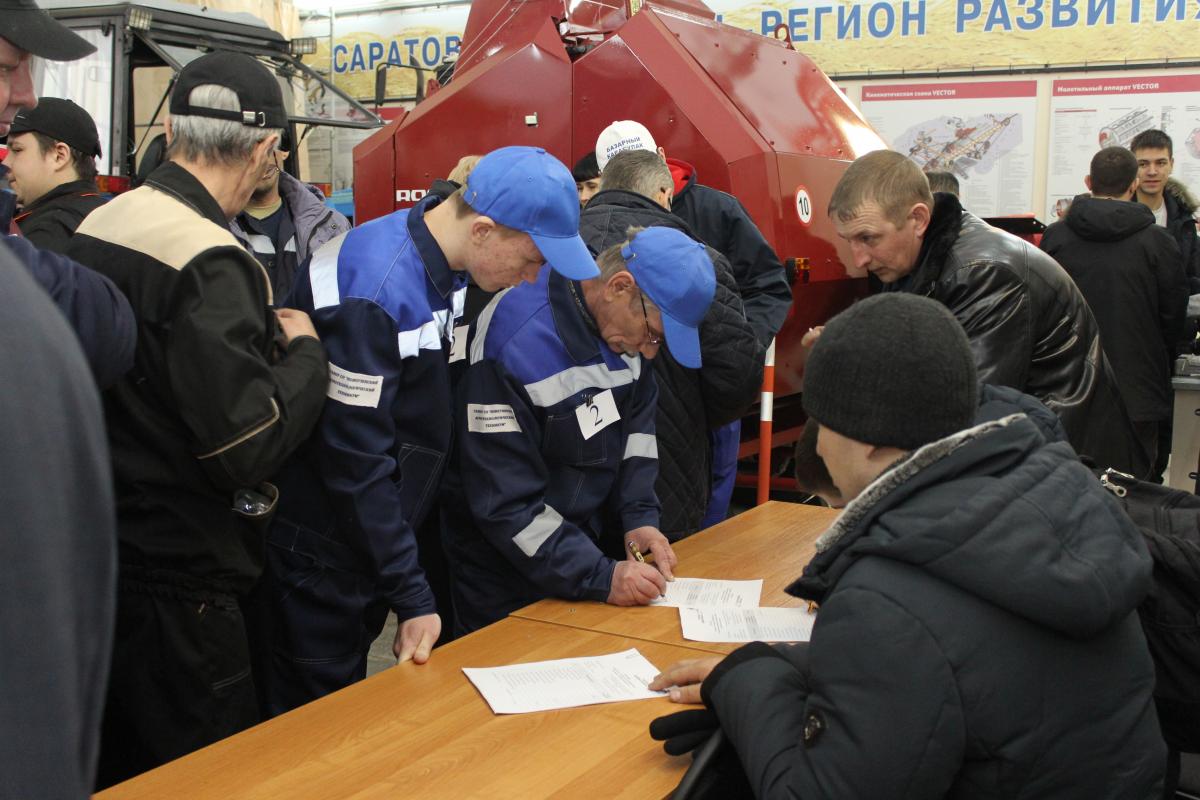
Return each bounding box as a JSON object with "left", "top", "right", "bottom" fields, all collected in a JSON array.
[
  {"left": 274, "top": 194, "right": 466, "bottom": 622},
  {"left": 442, "top": 268, "right": 661, "bottom": 633}
]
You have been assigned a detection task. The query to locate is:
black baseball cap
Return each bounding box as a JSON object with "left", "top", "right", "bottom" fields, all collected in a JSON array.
[
  {"left": 0, "top": 0, "right": 96, "bottom": 61},
  {"left": 10, "top": 97, "right": 101, "bottom": 156},
  {"left": 169, "top": 51, "right": 288, "bottom": 131}
]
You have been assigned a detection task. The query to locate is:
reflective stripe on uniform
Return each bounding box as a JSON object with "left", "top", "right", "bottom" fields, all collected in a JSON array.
[
  {"left": 623, "top": 433, "right": 657, "bottom": 460},
  {"left": 513, "top": 504, "right": 565, "bottom": 556},
  {"left": 309, "top": 231, "right": 348, "bottom": 309},
  {"left": 524, "top": 363, "right": 636, "bottom": 408}
]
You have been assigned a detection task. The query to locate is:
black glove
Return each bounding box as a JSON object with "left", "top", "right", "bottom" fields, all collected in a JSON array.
[
  {"left": 651, "top": 711, "right": 754, "bottom": 799},
  {"left": 649, "top": 708, "right": 719, "bottom": 756}
]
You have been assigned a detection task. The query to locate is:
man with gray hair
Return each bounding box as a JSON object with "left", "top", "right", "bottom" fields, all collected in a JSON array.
[
  {"left": 580, "top": 149, "right": 762, "bottom": 539},
  {"left": 68, "top": 52, "right": 330, "bottom": 785},
  {"left": 595, "top": 121, "right": 789, "bottom": 527}
]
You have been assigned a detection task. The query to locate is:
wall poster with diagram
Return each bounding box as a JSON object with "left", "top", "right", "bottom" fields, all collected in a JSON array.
[
  {"left": 861, "top": 80, "right": 1038, "bottom": 217},
  {"left": 1046, "top": 74, "right": 1200, "bottom": 220}
]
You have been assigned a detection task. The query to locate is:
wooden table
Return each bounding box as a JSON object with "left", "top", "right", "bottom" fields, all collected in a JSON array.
[
  {"left": 511, "top": 501, "right": 837, "bottom": 654},
  {"left": 95, "top": 501, "right": 838, "bottom": 798},
  {"left": 96, "top": 618, "right": 700, "bottom": 800}
]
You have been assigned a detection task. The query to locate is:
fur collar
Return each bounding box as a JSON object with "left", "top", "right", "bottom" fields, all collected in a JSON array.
[
  {"left": 1165, "top": 178, "right": 1198, "bottom": 214},
  {"left": 908, "top": 192, "right": 964, "bottom": 290},
  {"left": 815, "top": 414, "right": 1025, "bottom": 554}
]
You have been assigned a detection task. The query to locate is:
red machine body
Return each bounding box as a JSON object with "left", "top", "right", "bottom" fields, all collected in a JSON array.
[{"left": 353, "top": 0, "right": 885, "bottom": 454}]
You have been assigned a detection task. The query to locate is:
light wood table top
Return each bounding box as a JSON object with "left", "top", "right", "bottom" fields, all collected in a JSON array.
[
  {"left": 511, "top": 500, "right": 838, "bottom": 655},
  {"left": 95, "top": 617, "right": 705, "bottom": 800}
]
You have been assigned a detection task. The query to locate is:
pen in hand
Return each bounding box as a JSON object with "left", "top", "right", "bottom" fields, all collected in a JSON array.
[
  {"left": 628, "top": 541, "right": 646, "bottom": 563},
  {"left": 627, "top": 541, "right": 666, "bottom": 599}
]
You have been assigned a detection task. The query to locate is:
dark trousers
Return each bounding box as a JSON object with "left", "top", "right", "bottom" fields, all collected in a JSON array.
[
  {"left": 253, "top": 521, "right": 390, "bottom": 719},
  {"left": 1155, "top": 417, "right": 1173, "bottom": 482},
  {"left": 1132, "top": 421, "right": 1161, "bottom": 481},
  {"left": 95, "top": 569, "right": 258, "bottom": 790}
]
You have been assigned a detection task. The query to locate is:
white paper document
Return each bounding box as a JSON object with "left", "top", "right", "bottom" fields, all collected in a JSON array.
[
  {"left": 463, "top": 648, "right": 666, "bottom": 714},
  {"left": 679, "top": 606, "right": 817, "bottom": 643},
  {"left": 649, "top": 577, "right": 763, "bottom": 609}
]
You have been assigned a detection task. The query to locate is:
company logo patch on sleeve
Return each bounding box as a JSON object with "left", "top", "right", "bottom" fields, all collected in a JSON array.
[
  {"left": 327, "top": 362, "right": 384, "bottom": 408},
  {"left": 467, "top": 403, "right": 522, "bottom": 433}
]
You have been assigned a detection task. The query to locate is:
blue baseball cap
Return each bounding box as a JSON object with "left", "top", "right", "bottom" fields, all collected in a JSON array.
[
  {"left": 464, "top": 146, "right": 600, "bottom": 281},
  {"left": 620, "top": 228, "right": 716, "bottom": 368}
]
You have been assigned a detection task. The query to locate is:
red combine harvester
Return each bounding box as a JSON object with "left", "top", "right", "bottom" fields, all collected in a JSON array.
[{"left": 353, "top": 0, "right": 886, "bottom": 500}]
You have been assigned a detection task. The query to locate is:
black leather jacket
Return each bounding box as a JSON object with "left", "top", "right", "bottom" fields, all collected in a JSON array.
[{"left": 893, "top": 194, "right": 1149, "bottom": 478}]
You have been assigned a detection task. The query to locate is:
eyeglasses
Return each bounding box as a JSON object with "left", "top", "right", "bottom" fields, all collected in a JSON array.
[
  {"left": 640, "top": 293, "right": 662, "bottom": 345},
  {"left": 263, "top": 149, "right": 282, "bottom": 179}
]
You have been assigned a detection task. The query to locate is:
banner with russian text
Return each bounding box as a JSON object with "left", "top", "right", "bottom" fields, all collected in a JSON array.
[
  {"left": 303, "top": 6, "right": 469, "bottom": 101},
  {"left": 304, "top": 0, "right": 1200, "bottom": 100},
  {"left": 710, "top": 0, "right": 1200, "bottom": 75}
]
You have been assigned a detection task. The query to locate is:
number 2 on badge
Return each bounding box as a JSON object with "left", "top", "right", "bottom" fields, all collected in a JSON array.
[{"left": 576, "top": 389, "right": 620, "bottom": 440}]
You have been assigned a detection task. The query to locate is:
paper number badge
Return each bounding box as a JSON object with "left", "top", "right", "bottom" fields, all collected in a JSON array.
[
  {"left": 576, "top": 389, "right": 620, "bottom": 440},
  {"left": 448, "top": 325, "right": 469, "bottom": 363}
]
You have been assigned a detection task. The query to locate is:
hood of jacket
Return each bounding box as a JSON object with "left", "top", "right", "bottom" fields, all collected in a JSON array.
[
  {"left": 1065, "top": 195, "right": 1155, "bottom": 241},
  {"left": 789, "top": 414, "right": 1151, "bottom": 639},
  {"left": 277, "top": 171, "right": 349, "bottom": 262},
  {"left": 666, "top": 157, "right": 697, "bottom": 200}
]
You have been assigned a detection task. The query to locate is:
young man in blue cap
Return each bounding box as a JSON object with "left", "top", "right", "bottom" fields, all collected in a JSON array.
[
  {"left": 441, "top": 226, "right": 715, "bottom": 634},
  {"left": 260, "top": 145, "right": 600, "bottom": 714}
]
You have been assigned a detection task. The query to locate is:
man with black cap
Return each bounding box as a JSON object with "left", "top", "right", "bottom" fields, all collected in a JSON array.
[
  {"left": 442, "top": 226, "right": 715, "bottom": 634},
  {"left": 0, "top": 2, "right": 129, "bottom": 797},
  {"left": 647, "top": 293, "right": 1165, "bottom": 798},
  {"left": 67, "top": 50, "right": 330, "bottom": 785},
  {"left": 4, "top": 96, "right": 105, "bottom": 252}
]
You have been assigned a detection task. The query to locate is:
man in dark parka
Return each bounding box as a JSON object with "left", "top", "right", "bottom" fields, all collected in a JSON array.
[{"left": 650, "top": 293, "right": 1165, "bottom": 799}]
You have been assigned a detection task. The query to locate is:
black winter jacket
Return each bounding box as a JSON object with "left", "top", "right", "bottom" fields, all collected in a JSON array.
[
  {"left": 1042, "top": 196, "right": 1188, "bottom": 421},
  {"left": 707, "top": 413, "right": 1165, "bottom": 799},
  {"left": 580, "top": 189, "right": 763, "bottom": 538},
  {"left": 667, "top": 159, "right": 792, "bottom": 346},
  {"left": 892, "top": 193, "right": 1150, "bottom": 478},
  {"left": 1144, "top": 178, "right": 1200, "bottom": 293},
  {"left": 68, "top": 162, "right": 329, "bottom": 592},
  {"left": 14, "top": 179, "right": 106, "bottom": 254}
]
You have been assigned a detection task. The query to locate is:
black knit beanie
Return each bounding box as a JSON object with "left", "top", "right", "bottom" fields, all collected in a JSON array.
[{"left": 802, "top": 293, "right": 978, "bottom": 449}]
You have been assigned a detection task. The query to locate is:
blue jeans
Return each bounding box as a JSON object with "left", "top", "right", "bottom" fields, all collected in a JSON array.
[{"left": 702, "top": 420, "right": 741, "bottom": 528}]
